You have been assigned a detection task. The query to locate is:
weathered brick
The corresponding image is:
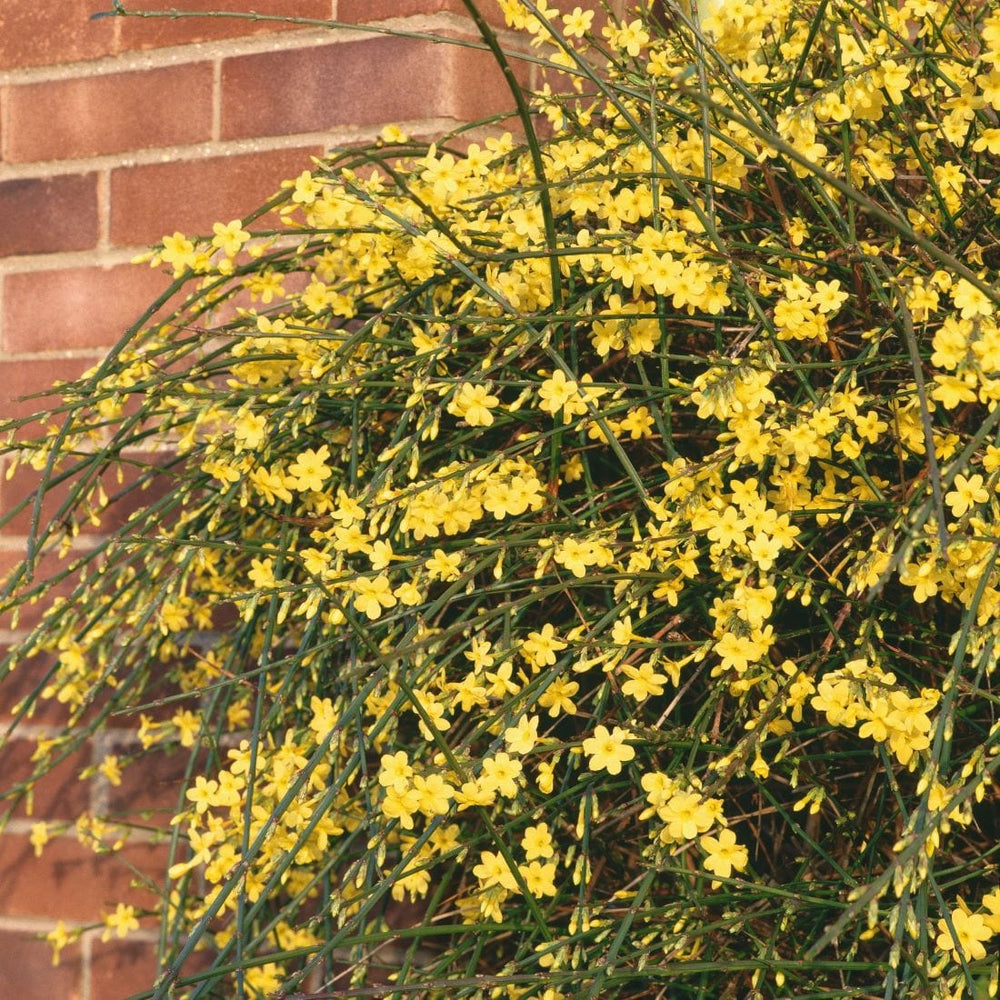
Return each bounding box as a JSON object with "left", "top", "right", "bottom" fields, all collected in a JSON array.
[
  {"left": 0, "top": 927, "right": 82, "bottom": 999},
  {"left": 2, "top": 264, "right": 175, "bottom": 353},
  {"left": 0, "top": 0, "right": 113, "bottom": 71},
  {"left": 5, "top": 64, "right": 214, "bottom": 163},
  {"left": 1, "top": 448, "right": 176, "bottom": 538},
  {"left": 117, "top": 0, "right": 331, "bottom": 51},
  {"left": 0, "top": 834, "right": 168, "bottom": 921},
  {"left": 221, "top": 37, "right": 514, "bottom": 140},
  {"left": 0, "top": 174, "right": 99, "bottom": 258},
  {"left": 0, "top": 637, "right": 192, "bottom": 728},
  {"left": 89, "top": 937, "right": 160, "bottom": 999},
  {"left": 107, "top": 745, "right": 191, "bottom": 818},
  {"left": 109, "top": 146, "right": 324, "bottom": 246},
  {"left": 0, "top": 737, "right": 92, "bottom": 822},
  {"left": 0, "top": 357, "right": 98, "bottom": 422},
  {"left": 0, "top": 648, "right": 73, "bottom": 727}
]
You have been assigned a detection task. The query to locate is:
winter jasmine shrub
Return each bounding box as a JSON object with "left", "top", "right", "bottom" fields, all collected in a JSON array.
[{"left": 2, "top": 0, "right": 999, "bottom": 997}]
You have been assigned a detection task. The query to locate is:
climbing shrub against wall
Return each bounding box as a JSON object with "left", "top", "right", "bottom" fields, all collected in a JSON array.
[{"left": 2, "top": 0, "right": 1000, "bottom": 996}]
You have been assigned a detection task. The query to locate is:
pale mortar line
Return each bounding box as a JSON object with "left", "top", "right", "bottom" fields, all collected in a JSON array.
[
  {"left": 0, "top": 114, "right": 469, "bottom": 185},
  {"left": 0, "top": 131, "right": 331, "bottom": 183},
  {"left": 0, "top": 347, "right": 108, "bottom": 361},
  {"left": 0, "top": 529, "right": 106, "bottom": 551},
  {"left": 0, "top": 10, "right": 497, "bottom": 89},
  {"left": 0, "top": 85, "right": 8, "bottom": 161},
  {"left": 3, "top": 815, "right": 172, "bottom": 847},
  {"left": 89, "top": 728, "right": 114, "bottom": 816},
  {"left": 211, "top": 57, "right": 222, "bottom": 143},
  {"left": 0, "top": 246, "right": 156, "bottom": 275},
  {"left": 97, "top": 167, "right": 112, "bottom": 251},
  {"left": 81, "top": 926, "right": 159, "bottom": 943},
  {"left": 0, "top": 913, "right": 83, "bottom": 932},
  {"left": 0, "top": 26, "right": 339, "bottom": 87},
  {"left": 0, "top": 629, "right": 34, "bottom": 644},
  {"left": 1, "top": 722, "right": 92, "bottom": 740},
  {"left": 80, "top": 930, "right": 92, "bottom": 1000}
]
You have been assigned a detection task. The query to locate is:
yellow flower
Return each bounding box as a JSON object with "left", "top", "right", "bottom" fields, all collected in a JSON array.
[
  {"left": 538, "top": 674, "right": 579, "bottom": 717},
  {"left": 101, "top": 903, "right": 140, "bottom": 942},
  {"left": 536, "top": 760, "right": 556, "bottom": 794},
  {"left": 185, "top": 775, "right": 219, "bottom": 814},
  {"left": 519, "top": 859, "right": 558, "bottom": 897},
  {"left": 30, "top": 821, "right": 50, "bottom": 858},
  {"left": 411, "top": 773, "right": 455, "bottom": 816},
  {"left": 951, "top": 278, "right": 994, "bottom": 319},
  {"left": 582, "top": 724, "right": 635, "bottom": 775},
  {"left": 287, "top": 445, "right": 332, "bottom": 493},
  {"left": 309, "top": 695, "right": 337, "bottom": 742},
  {"left": 504, "top": 714, "right": 540, "bottom": 755},
  {"left": 380, "top": 784, "right": 421, "bottom": 829},
  {"left": 351, "top": 574, "right": 397, "bottom": 620},
  {"left": 473, "top": 850, "right": 518, "bottom": 891},
  {"left": 160, "top": 231, "right": 197, "bottom": 276},
  {"left": 447, "top": 382, "right": 500, "bottom": 427},
  {"left": 538, "top": 369, "right": 586, "bottom": 423},
  {"left": 935, "top": 904, "right": 993, "bottom": 962},
  {"left": 945, "top": 473, "right": 988, "bottom": 518},
  {"left": 425, "top": 548, "right": 463, "bottom": 582},
  {"left": 290, "top": 169, "right": 322, "bottom": 204},
  {"left": 480, "top": 752, "right": 524, "bottom": 797},
  {"left": 521, "top": 822, "right": 555, "bottom": 860},
  {"left": 98, "top": 754, "right": 123, "bottom": 787},
  {"left": 982, "top": 888, "right": 1000, "bottom": 933},
  {"left": 562, "top": 6, "right": 593, "bottom": 37},
  {"left": 700, "top": 828, "right": 749, "bottom": 886},
  {"left": 46, "top": 921, "right": 80, "bottom": 965},
  {"left": 659, "top": 790, "right": 718, "bottom": 842},
  {"left": 621, "top": 660, "right": 668, "bottom": 701},
  {"left": 521, "top": 623, "right": 567, "bottom": 669},
  {"left": 211, "top": 219, "right": 251, "bottom": 257}
]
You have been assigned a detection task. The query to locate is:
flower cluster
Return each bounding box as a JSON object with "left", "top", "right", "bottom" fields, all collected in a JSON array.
[{"left": 2, "top": 0, "right": 1000, "bottom": 997}]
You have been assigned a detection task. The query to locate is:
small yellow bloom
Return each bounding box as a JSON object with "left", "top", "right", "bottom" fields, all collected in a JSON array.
[
  {"left": 101, "top": 903, "right": 140, "bottom": 942},
  {"left": 582, "top": 724, "right": 635, "bottom": 775},
  {"left": 211, "top": 219, "right": 251, "bottom": 257},
  {"left": 700, "top": 828, "right": 749, "bottom": 886},
  {"left": 522, "top": 822, "right": 555, "bottom": 860},
  {"left": 504, "top": 714, "right": 540, "bottom": 755},
  {"left": 936, "top": 904, "right": 992, "bottom": 962},
  {"left": 944, "top": 472, "right": 988, "bottom": 518}
]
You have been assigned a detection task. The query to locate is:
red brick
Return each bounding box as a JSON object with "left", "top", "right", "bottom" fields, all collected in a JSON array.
[
  {"left": 108, "top": 745, "right": 190, "bottom": 818},
  {"left": 0, "top": 649, "right": 74, "bottom": 727},
  {"left": 1, "top": 448, "right": 175, "bottom": 538},
  {"left": 0, "top": 737, "right": 92, "bottom": 822},
  {"left": 6, "top": 64, "right": 214, "bottom": 163},
  {"left": 339, "top": 0, "right": 504, "bottom": 23},
  {"left": 89, "top": 938, "right": 160, "bottom": 999},
  {"left": 0, "top": 639, "right": 192, "bottom": 729},
  {"left": 0, "top": 0, "right": 114, "bottom": 71},
  {"left": 0, "top": 174, "right": 99, "bottom": 259},
  {"left": 2, "top": 264, "right": 175, "bottom": 353},
  {"left": 221, "top": 37, "right": 515, "bottom": 140},
  {"left": 0, "top": 834, "right": 168, "bottom": 921},
  {"left": 0, "top": 928, "right": 83, "bottom": 1000},
  {"left": 117, "top": 0, "right": 331, "bottom": 51},
  {"left": 0, "top": 357, "right": 98, "bottom": 423},
  {"left": 109, "top": 146, "right": 324, "bottom": 246}
]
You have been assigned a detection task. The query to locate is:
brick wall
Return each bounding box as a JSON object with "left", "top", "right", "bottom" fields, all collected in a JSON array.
[{"left": 0, "top": 2, "right": 511, "bottom": 996}]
